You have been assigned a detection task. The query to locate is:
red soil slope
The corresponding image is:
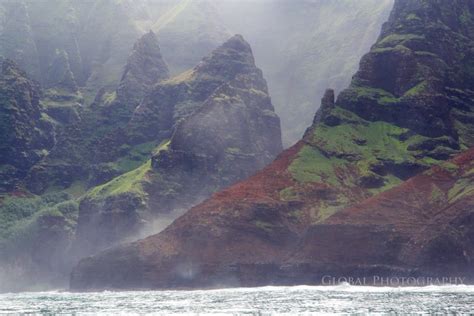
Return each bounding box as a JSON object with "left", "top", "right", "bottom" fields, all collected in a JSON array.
[{"left": 71, "top": 148, "right": 474, "bottom": 289}]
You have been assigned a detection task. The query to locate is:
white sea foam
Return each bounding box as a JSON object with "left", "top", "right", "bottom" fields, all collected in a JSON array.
[{"left": 1, "top": 285, "right": 474, "bottom": 314}]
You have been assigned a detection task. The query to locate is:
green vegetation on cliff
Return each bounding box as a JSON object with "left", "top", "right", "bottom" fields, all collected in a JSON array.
[
  {"left": 68, "top": 0, "right": 474, "bottom": 292},
  {"left": 88, "top": 160, "right": 152, "bottom": 200},
  {"left": 288, "top": 105, "right": 446, "bottom": 196},
  {"left": 0, "top": 192, "right": 77, "bottom": 251},
  {"left": 214, "top": 0, "right": 394, "bottom": 145},
  {"left": 280, "top": 0, "right": 474, "bottom": 221},
  {"left": 289, "top": 146, "right": 345, "bottom": 185}
]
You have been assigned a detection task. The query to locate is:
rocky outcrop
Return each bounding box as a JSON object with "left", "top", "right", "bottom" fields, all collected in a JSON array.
[
  {"left": 142, "top": 36, "right": 282, "bottom": 210},
  {"left": 165, "top": 54, "right": 282, "bottom": 184},
  {"left": 70, "top": 148, "right": 474, "bottom": 289},
  {"left": 70, "top": 0, "right": 474, "bottom": 290},
  {"left": 72, "top": 34, "right": 282, "bottom": 258},
  {"left": 129, "top": 34, "right": 264, "bottom": 143},
  {"left": 337, "top": 0, "right": 474, "bottom": 142},
  {"left": 24, "top": 31, "right": 171, "bottom": 194},
  {"left": 214, "top": 0, "right": 394, "bottom": 145},
  {"left": 0, "top": 58, "right": 54, "bottom": 192},
  {"left": 112, "top": 30, "right": 169, "bottom": 116},
  {"left": 45, "top": 49, "right": 78, "bottom": 92}
]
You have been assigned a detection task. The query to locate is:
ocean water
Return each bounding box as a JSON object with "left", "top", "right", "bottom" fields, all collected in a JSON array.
[{"left": 1, "top": 285, "right": 474, "bottom": 315}]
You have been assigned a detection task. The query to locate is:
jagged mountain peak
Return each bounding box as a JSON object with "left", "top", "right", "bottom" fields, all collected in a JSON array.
[
  {"left": 220, "top": 34, "right": 251, "bottom": 52},
  {"left": 130, "top": 34, "right": 269, "bottom": 143},
  {"left": 120, "top": 29, "right": 169, "bottom": 84},
  {"left": 71, "top": 33, "right": 282, "bottom": 259},
  {"left": 70, "top": 0, "right": 474, "bottom": 290},
  {"left": 46, "top": 49, "right": 78, "bottom": 92},
  {"left": 193, "top": 33, "right": 257, "bottom": 80},
  {"left": 116, "top": 30, "right": 169, "bottom": 104},
  {"left": 142, "top": 29, "right": 158, "bottom": 41},
  {"left": 332, "top": 0, "right": 474, "bottom": 145},
  {"left": 0, "top": 0, "right": 403, "bottom": 293}
]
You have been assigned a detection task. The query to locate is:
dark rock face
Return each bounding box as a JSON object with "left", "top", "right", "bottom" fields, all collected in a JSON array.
[
  {"left": 70, "top": 0, "right": 474, "bottom": 290},
  {"left": 129, "top": 34, "right": 263, "bottom": 143},
  {"left": 310, "top": 89, "right": 335, "bottom": 127},
  {"left": 144, "top": 44, "right": 282, "bottom": 211},
  {"left": 45, "top": 49, "right": 78, "bottom": 92},
  {"left": 213, "top": 0, "right": 393, "bottom": 146},
  {"left": 167, "top": 62, "right": 282, "bottom": 185},
  {"left": 24, "top": 31, "right": 170, "bottom": 195},
  {"left": 112, "top": 31, "right": 170, "bottom": 117},
  {"left": 0, "top": 58, "right": 54, "bottom": 192},
  {"left": 338, "top": 0, "right": 474, "bottom": 141},
  {"left": 72, "top": 34, "right": 282, "bottom": 258}
]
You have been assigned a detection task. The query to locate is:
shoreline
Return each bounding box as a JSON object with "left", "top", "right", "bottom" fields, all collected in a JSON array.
[{"left": 3, "top": 283, "right": 474, "bottom": 295}]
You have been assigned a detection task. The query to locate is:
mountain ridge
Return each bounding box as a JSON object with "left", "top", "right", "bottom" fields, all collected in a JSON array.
[
  {"left": 70, "top": 0, "right": 474, "bottom": 290},
  {"left": 71, "top": 34, "right": 282, "bottom": 263}
]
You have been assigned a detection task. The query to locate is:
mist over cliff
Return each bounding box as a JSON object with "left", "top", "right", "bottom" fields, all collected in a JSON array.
[
  {"left": 0, "top": 0, "right": 393, "bottom": 144},
  {"left": 8, "top": 0, "right": 466, "bottom": 294},
  {"left": 69, "top": 0, "right": 474, "bottom": 291},
  {"left": 214, "top": 0, "right": 393, "bottom": 145}
]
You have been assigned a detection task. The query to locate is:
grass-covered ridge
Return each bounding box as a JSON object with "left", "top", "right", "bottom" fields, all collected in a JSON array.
[
  {"left": 289, "top": 146, "right": 346, "bottom": 186},
  {"left": 377, "top": 33, "right": 425, "bottom": 47},
  {"left": 85, "top": 139, "right": 173, "bottom": 201},
  {"left": 288, "top": 106, "right": 445, "bottom": 192},
  {"left": 87, "top": 160, "right": 152, "bottom": 200},
  {"left": 113, "top": 142, "right": 158, "bottom": 173}
]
